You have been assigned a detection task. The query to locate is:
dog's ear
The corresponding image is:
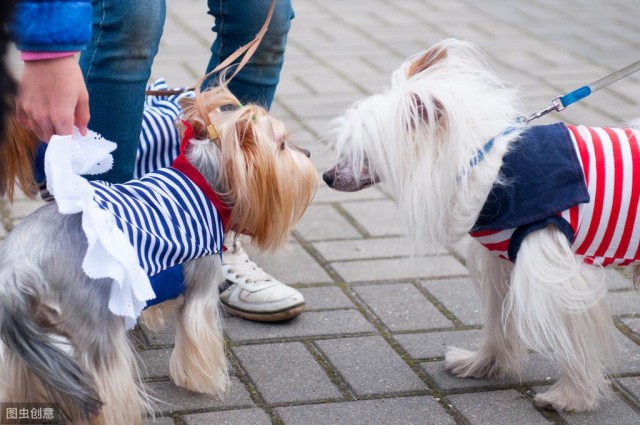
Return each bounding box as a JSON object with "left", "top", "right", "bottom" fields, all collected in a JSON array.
[
  {"left": 407, "top": 45, "right": 448, "bottom": 77},
  {"left": 410, "top": 94, "right": 446, "bottom": 128},
  {"left": 179, "top": 97, "right": 211, "bottom": 140}
]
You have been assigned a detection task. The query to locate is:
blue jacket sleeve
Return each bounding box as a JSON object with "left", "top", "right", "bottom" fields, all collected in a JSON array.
[{"left": 11, "top": 0, "right": 92, "bottom": 52}]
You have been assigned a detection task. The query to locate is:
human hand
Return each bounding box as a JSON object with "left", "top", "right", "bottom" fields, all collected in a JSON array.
[{"left": 15, "top": 56, "right": 90, "bottom": 142}]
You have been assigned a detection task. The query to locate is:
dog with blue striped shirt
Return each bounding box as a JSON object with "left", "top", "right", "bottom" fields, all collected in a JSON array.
[{"left": 0, "top": 80, "right": 318, "bottom": 424}]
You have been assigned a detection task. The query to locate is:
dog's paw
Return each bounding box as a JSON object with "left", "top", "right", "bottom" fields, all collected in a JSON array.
[
  {"left": 444, "top": 346, "right": 502, "bottom": 379},
  {"left": 533, "top": 384, "right": 600, "bottom": 412}
]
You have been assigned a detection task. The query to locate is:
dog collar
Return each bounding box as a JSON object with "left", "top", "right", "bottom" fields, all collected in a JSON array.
[
  {"left": 469, "top": 122, "right": 524, "bottom": 169},
  {"left": 171, "top": 121, "right": 231, "bottom": 230}
]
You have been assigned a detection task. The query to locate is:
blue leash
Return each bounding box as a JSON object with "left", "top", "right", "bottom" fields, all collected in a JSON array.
[{"left": 521, "top": 58, "right": 640, "bottom": 123}]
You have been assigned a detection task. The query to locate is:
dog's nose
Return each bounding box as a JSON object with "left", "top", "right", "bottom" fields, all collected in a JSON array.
[{"left": 322, "top": 169, "right": 335, "bottom": 187}]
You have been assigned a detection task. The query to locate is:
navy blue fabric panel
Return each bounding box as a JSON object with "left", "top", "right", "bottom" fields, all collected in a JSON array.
[
  {"left": 11, "top": 1, "right": 92, "bottom": 51},
  {"left": 145, "top": 264, "right": 185, "bottom": 308},
  {"left": 473, "top": 123, "right": 589, "bottom": 231},
  {"left": 508, "top": 216, "right": 575, "bottom": 262},
  {"left": 34, "top": 142, "right": 47, "bottom": 184}
]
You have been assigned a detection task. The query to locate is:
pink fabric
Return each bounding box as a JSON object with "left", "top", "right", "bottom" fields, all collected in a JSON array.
[{"left": 20, "top": 51, "right": 78, "bottom": 61}]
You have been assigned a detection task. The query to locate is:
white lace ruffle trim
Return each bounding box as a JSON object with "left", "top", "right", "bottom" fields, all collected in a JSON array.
[{"left": 45, "top": 130, "right": 155, "bottom": 329}]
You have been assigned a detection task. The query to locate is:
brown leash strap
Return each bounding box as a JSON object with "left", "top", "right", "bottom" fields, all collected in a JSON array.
[
  {"left": 195, "top": 0, "right": 275, "bottom": 142},
  {"left": 144, "top": 88, "right": 188, "bottom": 96},
  {"left": 147, "top": 0, "right": 276, "bottom": 144}
]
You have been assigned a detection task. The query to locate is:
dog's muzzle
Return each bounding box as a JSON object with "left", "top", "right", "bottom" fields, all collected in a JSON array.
[{"left": 322, "top": 155, "right": 380, "bottom": 192}]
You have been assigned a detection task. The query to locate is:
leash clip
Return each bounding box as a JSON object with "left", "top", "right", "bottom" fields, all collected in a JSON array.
[{"left": 518, "top": 96, "right": 565, "bottom": 124}]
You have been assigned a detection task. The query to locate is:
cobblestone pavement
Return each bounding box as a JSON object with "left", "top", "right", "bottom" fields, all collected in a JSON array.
[{"left": 4, "top": 0, "right": 640, "bottom": 424}]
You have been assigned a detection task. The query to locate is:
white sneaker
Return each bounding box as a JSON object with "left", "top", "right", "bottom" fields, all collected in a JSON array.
[{"left": 219, "top": 239, "right": 305, "bottom": 322}]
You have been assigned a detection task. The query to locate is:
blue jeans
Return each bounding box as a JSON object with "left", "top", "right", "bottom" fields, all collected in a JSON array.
[
  {"left": 76, "top": 0, "right": 292, "bottom": 184},
  {"left": 79, "top": 0, "right": 166, "bottom": 183},
  {"left": 206, "top": 0, "right": 293, "bottom": 110}
]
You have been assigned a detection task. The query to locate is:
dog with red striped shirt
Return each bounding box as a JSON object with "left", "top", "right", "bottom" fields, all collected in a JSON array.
[{"left": 323, "top": 38, "right": 640, "bottom": 412}]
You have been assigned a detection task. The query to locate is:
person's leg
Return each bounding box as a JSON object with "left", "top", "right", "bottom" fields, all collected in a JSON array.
[
  {"left": 79, "top": 0, "right": 190, "bottom": 316},
  {"left": 206, "top": 0, "right": 293, "bottom": 110},
  {"left": 207, "top": 0, "right": 304, "bottom": 322},
  {"left": 80, "top": 0, "right": 166, "bottom": 183}
]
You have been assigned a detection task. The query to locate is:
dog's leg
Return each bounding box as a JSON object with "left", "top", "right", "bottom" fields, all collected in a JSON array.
[
  {"left": 74, "top": 313, "right": 150, "bottom": 425},
  {"left": 170, "top": 256, "right": 229, "bottom": 396},
  {"left": 508, "top": 226, "right": 615, "bottom": 411},
  {"left": 445, "top": 240, "right": 525, "bottom": 378}
]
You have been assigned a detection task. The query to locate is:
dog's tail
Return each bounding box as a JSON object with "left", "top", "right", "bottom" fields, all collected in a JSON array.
[{"left": 0, "top": 260, "right": 102, "bottom": 421}]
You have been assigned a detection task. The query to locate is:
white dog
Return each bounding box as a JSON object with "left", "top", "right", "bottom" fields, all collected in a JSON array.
[{"left": 323, "top": 38, "right": 640, "bottom": 412}]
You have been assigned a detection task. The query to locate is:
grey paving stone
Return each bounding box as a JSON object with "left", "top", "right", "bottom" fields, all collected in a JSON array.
[
  {"left": 353, "top": 283, "right": 452, "bottom": 331},
  {"left": 614, "top": 331, "right": 640, "bottom": 374},
  {"left": 609, "top": 290, "right": 640, "bottom": 316},
  {"left": 558, "top": 388, "right": 640, "bottom": 425},
  {"left": 314, "top": 237, "right": 445, "bottom": 262},
  {"left": 298, "top": 69, "right": 364, "bottom": 95},
  {"left": 139, "top": 314, "right": 178, "bottom": 348},
  {"left": 420, "top": 278, "right": 484, "bottom": 326},
  {"left": 305, "top": 143, "right": 340, "bottom": 170},
  {"left": 315, "top": 336, "right": 427, "bottom": 396},
  {"left": 243, "top": 242, "right": 332, "bottom": 285},
  {"left": 293, "top": 204, "right": 362, "bottom": 241},
  {"left": 145, "top": 416, "right": 175, "bottom": 425},
  {"left": 341, "top": 200, "right": 407, "bottom": 236},
  {"left": 233, "top": 342, "right": 342, "bottom": 404},
  {"left": 137, "top": 347, "right": 234, "bottom": 380},
  {"left": 621, "top": 317, "right": 640, "bottom": 335},
  {"left": 616, "top": 376, "right": 640, "bottom": 403},
  {"left": 332, "top": 256, "right": 468, "bottom": 283},
  {"left": 605, "top": 268, "right": 634, "bottom": 290},
  {"left": 311, "top": 186, "right": 386, "bottom": 203},
  {"left": 182, "top": 408, "right": 271, "bottom": 425},
  {"left": 299, "top": 286, "right": 355, "bottom": 310},
  {"left": 138, "top": 348, "right": 172, "bottom": 380},
  {"left": 146, "top": 377, "right": 253, "bottom": 415},
  {"left": 275, "top": 396, "right": 455, "bottom": 425},
  {"left": 422, "top": 352, "right": 559, "bottom": 391},
  {"left": 395, "top": 330, "right": 483, "bottom": 360},
  {"left": 448, "top": 389, "right": 549, "bottom": 425},
  {"left": 280, "top": 92, "right": 363, "bottom": 119},
  {"left": 224, "top": 310, "right": 375, "bottom": 342}
]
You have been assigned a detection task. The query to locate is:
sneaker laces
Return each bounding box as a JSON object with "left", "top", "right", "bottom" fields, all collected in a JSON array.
[{"left": 223, "top": 240, "right": 275, "bottom": 285}]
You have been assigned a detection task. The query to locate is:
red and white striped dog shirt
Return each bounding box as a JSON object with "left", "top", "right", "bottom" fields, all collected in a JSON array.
[{"left": 471, "top": 123, "right": 640, "bottom": 266}]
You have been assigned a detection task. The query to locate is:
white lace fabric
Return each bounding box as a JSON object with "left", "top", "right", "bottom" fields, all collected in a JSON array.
[{"left": 45, "top": 130, "right": 155, "bottom": 328}]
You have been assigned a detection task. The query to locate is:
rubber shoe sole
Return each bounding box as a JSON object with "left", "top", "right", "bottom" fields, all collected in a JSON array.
[{"left": 220, "top": 299, "right": 305, "bottom": 322}]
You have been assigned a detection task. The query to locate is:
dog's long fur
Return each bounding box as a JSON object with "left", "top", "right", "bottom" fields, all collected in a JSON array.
[
  {"left": 0, "top": 0, "right": 40, "bottom": 201},
  {"left": 0, "top": 82, "right": 318, "bottom": 424},
  {"left": 324, "top": 38, "right": 623, "bottom": 411}
]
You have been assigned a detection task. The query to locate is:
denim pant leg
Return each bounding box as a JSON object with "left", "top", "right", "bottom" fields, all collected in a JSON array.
[
  {"left": 80, "top": 0, "right": 166, "bottom": 183},
  {"left": 206, "top": 0, "right": 294, "bottom": 110}
]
